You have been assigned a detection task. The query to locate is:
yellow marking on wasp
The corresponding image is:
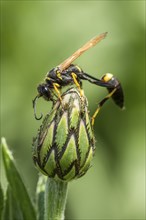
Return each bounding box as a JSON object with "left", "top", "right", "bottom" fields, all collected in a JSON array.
[
  {"left": 71, "top": 72, "right": 83, "bottom": 96},
  {"left": 102, "top": 73, "right": 113, "bottom": 82},
  {"left": 45, "top": 76, "right": 51, "bottom": 80},
  {"left": 56, "top": 70, "right": 62, "bottom": 80},
  {"left": 53, "top": 83, "right": 62, "bottom": 101},
  {"left": 91, "top": 88, "right": 117, "bottom": 125},
  {"left": 75, "top": 65, "right": 82, "bottom": 72}
]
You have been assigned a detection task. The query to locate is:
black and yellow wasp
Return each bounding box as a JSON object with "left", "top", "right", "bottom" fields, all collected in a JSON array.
[{"left": 33, "top": 32, "right": 124, "bottom": 124}]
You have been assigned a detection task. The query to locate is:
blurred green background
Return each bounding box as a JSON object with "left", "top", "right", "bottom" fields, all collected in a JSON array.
[{"left": 1, "top": 1, "right": 145, "bottom": 219}]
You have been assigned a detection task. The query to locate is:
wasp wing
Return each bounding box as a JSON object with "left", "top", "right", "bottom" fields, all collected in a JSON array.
[{"left": 58, "top": 32, "right": 108, "bottom": 72}]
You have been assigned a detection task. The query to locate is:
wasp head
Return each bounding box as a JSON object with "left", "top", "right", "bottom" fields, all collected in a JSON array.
[
  {"left": 37, "top": 83, "right": 52, "bottom": 101},
  {"left": 32, "top": 83, "right": 54, "bottom": 120}
]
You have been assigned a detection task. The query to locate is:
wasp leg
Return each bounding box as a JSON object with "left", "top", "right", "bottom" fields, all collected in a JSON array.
[
  {"left": 71, "top": 72, "right": 84, "bottom": 96},
  {"left": 53, "top": 83, "right": 62, "bottom": 101},
  {"left": 91, "top": 88, "right": 117, "bottom": 125}
]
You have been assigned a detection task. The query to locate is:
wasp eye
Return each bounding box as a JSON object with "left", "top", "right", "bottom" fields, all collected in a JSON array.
[
  {"left": 37, "top": 84, "right": 47, "bottom": 95},
  {"left": 37, "top": 84, "right": 51, "bottom": 101}
]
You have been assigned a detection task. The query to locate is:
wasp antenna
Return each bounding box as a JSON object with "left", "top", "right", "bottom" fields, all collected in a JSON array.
[{"left": 32, "top": 95, "right": 43, "bottom": 120}]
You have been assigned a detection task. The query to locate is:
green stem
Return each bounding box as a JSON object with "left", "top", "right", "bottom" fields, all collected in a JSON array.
[{"left": 45, "top": 178, "right": 68, "bottom": 220}]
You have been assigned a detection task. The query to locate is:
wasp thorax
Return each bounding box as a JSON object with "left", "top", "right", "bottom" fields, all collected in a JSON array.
[{"left": 32, "top": 88, "right": 95, "bottom": 181}]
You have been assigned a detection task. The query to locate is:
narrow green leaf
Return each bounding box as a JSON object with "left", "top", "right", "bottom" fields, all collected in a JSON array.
[
  {"left": 0, "top": 184, "right": 4, "bottom": 220},
  {"left": 36, "top": 174, "right": 47, "bottom": 220},
  {"left": 1, "top": 138, "right": 36, "bottom": 220},
  {"left": 2, "top": 185, "right": 23, "bottom": 220}
]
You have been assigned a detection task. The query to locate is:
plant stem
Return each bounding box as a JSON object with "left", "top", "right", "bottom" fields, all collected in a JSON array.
[{"left": 45, "top": 178, "right": 68, "bottom": 220}]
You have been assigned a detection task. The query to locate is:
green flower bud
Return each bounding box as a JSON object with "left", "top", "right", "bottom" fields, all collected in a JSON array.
[{"left": 32, "top": 88, "right": 95, "bottom": 181}]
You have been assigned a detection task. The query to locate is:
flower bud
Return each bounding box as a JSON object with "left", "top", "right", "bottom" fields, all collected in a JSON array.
[{"left": 32, "top": 88, "right": 95, "bottom": 181}]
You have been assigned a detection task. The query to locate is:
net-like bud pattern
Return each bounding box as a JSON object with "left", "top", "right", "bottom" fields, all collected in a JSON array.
[{"left": 32, "top": 88, "right": 95, "bottom": 181}]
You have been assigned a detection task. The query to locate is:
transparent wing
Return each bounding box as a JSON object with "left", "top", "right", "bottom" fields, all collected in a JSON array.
[{"left": 58, "top": 32, "right": 108, "bottom": 71}]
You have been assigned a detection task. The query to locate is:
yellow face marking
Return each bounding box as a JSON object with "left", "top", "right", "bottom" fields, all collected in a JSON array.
[
  {"left": 45, "top": 76, "right": 51, "bottom": 80},
  {"left": 58, "top": 32, "right": 108, "bottom": 71},
  {"left": 102, "top": 73, "right": 113, "bottom": 82}
]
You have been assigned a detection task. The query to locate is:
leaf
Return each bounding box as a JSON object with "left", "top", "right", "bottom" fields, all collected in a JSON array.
[
  {"left": 0, "top": 183, "right": 4, "bottom": 220},
  {"left": 1, "top": 137, "right": 36, "bottom": 220},
  {"left": 2, "top": 185, "right": 23, "bottom": 220}
]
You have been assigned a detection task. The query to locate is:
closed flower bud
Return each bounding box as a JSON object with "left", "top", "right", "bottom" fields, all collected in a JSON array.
[{"left": 32, "top": 88, "right": 95, "bottom": 181}]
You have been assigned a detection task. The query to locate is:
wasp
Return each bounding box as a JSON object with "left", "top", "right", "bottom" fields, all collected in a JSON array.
[{"left": 33, "top": 32, "right": 124, "bottom": 124}]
